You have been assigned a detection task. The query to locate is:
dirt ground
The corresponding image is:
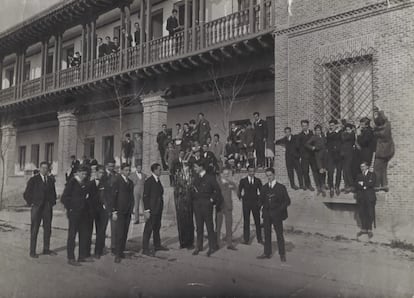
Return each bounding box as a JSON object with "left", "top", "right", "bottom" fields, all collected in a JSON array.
[{"left": 0, "top": 208, "right": 413, "bottom": 298}]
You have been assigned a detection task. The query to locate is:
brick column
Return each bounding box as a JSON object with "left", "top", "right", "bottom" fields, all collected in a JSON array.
[
  {"left": 274, "top": 32, "right": 289, "bottom": 183},
  {"left": 0, "top": 123, "right": 17, "bottom": 183},
  {"left": 57, "top": 110, "right": 78, "bottom": 190},
  {"left": 141, "top": 94, "right": 168, "bottom": 173}
]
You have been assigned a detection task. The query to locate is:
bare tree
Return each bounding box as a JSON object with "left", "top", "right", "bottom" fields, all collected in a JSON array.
[{"left": 208, "top": 66, "right": 252, "bottom": 135}]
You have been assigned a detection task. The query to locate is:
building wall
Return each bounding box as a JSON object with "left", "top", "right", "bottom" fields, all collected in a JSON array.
[{"left": 274, "top": 2, "right": 414, "bottom": 224}]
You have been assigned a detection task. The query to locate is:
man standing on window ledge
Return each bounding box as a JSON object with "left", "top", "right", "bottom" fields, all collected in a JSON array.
[
  {"left": 257, "top": 167, "right": 290, "bottom": 262},
  {"left": 253, "top": 112, "right": 268, "bottom": 168},
  {"left": 142, "top": 163, "right": 169, "bottom": 256},
  {"left": 24, "top": 161, "right": 57, "bottom": 259}
]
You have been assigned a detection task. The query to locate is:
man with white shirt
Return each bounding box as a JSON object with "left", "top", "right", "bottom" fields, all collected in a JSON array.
[
  {"left": 257, "top": 168, "right": 290, "bottom": 262},
  {"left": 111, "top": 163, "right": 134, "bottom": 263},
  {"left": 24, "top": 161, "right": 57, "bottom": 258},
  {"left": 142, "top": 163, "right": 169, "bottom": 256},
  {"left": 238, "top": 166, "right": 263, "bottom": 245},
  {"left": 355, "top": 162, "right": 377, "bottom": 239},
  {"left": 129, "top": 164, "right": 147, "bottom": 224}
]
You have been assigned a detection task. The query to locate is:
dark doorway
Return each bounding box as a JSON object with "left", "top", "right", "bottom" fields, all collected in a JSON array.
[{"left": 102, "top": 136, "right": 114, "bottom": 164}]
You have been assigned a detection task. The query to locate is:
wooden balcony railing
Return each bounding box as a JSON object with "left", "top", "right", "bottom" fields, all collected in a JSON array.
[{"left": 0, "top": 0, "right": 274, "bottom": 105}]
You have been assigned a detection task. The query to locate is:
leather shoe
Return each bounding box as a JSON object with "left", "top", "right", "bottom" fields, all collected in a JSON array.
[
  {"left": 356, "top": 231, "right": 366, "bottom": 237},
  {"left": 301, "top": 186, "right": 307, "bottom": 191},
  {"left": 207, "top": 248, "right": 217, "bottom": 257},
  {"left": 227, "top": 245, "right": 237, "bottom": 251},
  {"left": 256, "top": 254, "right": 271, "bottom": 259},
  {"left": 78, "top": 257, "right": 94, "bottom": 263},
  {"left": 329, "top": 189, "right": 334, "bottom": 198},
  {"left": 192, "top": 249, "right": 200, "bottom": 256},
  {"left": 67, "top": 259, "right": 81, "bottom": 266},
  {"left": 43, "top": 250, "right": 57, "bottom": 256},
  {"left": 29, "top": 253, "right": 39, "bottom": 259},
  {"left": 367, "top": 231, "right": 374, "bottom": 239},
  {"left": 155, "top": 245, "right": 169, "bottom": 251},
  {"left": 142, "top": 249, "right": 153, "bottom": 256},
  {"left": 335, "top": 187, "right": 340, "bottom": 196},
  {"left": 114, "top": 257, "right": 121, "bottom": 263},
  {"left": 280, "top": 255, "right": 287, "bottom": 262},
  {"left": 308, "top": 186, "right": 315, "bottom": 191},
  {"left": 291, "top": 185, "right": 300, "bottom": 190}
]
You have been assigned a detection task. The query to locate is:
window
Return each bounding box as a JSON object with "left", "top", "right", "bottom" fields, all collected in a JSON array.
[
  {"left": 314, "top": 50, "right": 375, "bottom": 124},
  {"left": 5, "top": 68, "right": 14, "bottom": 87},
  {"left": 31, "top": 144, "right": 40, "bottom": 168},
  {"left": 151, "top": 9, "right": 164, "bottom": 39},
  {"left": 175, "top": 2, "right": 192, "bottom": 28},
  {"left": 18, "top": 146, "right": 26, "bottom": 171},
  {"left": 46, "top": 54, "right": 54, "bottom": 74},
  {"left": 23, "top": 62, "right": 31, "bottom": 82},
  {"left": 84, "top": 138, "right": 95, "bottom": 159},
  {"left": 102, "top": 136, "right": 114, "bottom": 164},
  {"left": 45, "top": 143, "right": 54, "bottom": 165}
]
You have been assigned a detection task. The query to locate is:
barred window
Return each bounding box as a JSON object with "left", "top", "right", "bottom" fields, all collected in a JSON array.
[{"left": 314, "top": 49, "right": 375, "bottom": 125}]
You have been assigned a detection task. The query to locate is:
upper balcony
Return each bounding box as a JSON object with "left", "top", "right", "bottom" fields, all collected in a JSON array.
[{"left": 0, "top": 0, "right": 275, "bottom": 110}]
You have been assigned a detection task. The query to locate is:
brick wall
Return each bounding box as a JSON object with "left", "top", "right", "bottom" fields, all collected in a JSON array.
[{"left": 274, "top": 2, "right": 414, "bottom": 224}]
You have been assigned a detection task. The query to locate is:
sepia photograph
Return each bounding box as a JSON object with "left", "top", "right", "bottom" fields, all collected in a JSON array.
[{"left": 0, "top": 0, "right": 413, "bottom": 297}]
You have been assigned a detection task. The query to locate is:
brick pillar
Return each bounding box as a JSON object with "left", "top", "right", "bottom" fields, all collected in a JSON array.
[
  {"left": 274, "top": 33, "right": 289, "bottom": 184},
  {"left": 0, "top": 123, "right": 17, "bottom": 183},
  {"left": 57, "top": 110, "right": 78, "bottom": 190},
  {"left": 141, "top": 94, "right": 168, "bottom": 173}
]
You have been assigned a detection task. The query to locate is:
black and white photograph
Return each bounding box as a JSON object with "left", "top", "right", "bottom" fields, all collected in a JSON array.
[{"left": 0, "top": 0, "right": 413, "bottom": 297}]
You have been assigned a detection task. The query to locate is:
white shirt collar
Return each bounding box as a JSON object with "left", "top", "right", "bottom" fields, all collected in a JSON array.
[
  {"left": 200, "top": 170, "right": 206, "bottom": 178},
  {"left": 269, "top": 179, "right": 277, "bottom": 188},
  {"left": 152, "top": 174, "right": 159, "bottom": 182},
  {"left": 121, "top": 174, "right": 128, "bottom": 182}
]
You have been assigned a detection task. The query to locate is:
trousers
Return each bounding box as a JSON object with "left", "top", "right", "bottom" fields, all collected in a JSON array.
[{"left": 30, "top": 202, "right": 53, "bottom": 254}]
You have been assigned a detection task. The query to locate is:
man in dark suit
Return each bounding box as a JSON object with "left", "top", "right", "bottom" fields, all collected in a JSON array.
[
  {"left": 197, "top": 113, "right": 211, "bottom": 145},
  {"left": 133, "top": 22, "right": 141, "bottom": 46},
  {"left": 111, "top": 163, "right": 134, "bottom": 263},
  {"left": 357, "top": 117, "right": 376, "bottom": 164},
  {"left": 23, "top": 161, "right": 57, "bottom": 258},
  {"left": 66, "top": 155, "right": 80, "bottom": 182},
  {"left": 253, "top": 112, "right": 268, "bottom": 168},
  {"left": 104, "top": 159, "right": 117, "bottom": 253},
  {"left": 202, "top": 143, "right": 218, "bottom": 175},
  {"left": 191, "top": 160, "right": 223, "bottom": 257},
  {"left": 238, "top": 166, "right": 263, "bottom": 244},
  {"left": 326, "top": 119, "right": 343, "bottom": 197},
  {"left": 122, "top": 133, "right": 135, "bottom": 165},
  {"left": 341, "top": 123, "right": 356, "bottom": 193},
  {"left": 157, "top": 124, "right": 169, "bottom": 170},
  {"left": 355, "top": 162, "right": 377, "bottom": 238},
  {"left": 97, "top": 37, "right": 107, "bottom": 58},
  {"left": 257, "top": 167, "right": 291, "bottom": 262},
  {"left": 166, "top": 9, "right": 180, "bottom": 36},
  {"left": 87, "top": 166, "right": 109, "bottom": 259},
  {"left": 61, "top": 166, "right": 90, "bottom": 266},
  {"left": 275, "top": 127, "right": 303, "bottom": 190},
  {"left": 142, "top": 163, "right": 169, "bottom": 256},
  {"left": 297, "top": 120, "right": 318, "bottom": 191}
]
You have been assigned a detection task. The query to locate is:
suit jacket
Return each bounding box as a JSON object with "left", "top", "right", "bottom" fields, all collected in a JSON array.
[
  {"left": 98, "top": 44, "right": 107, "bottom": 58},
  {"left": 211, "top": 141, "right": 225, "bottom": 160},
  {"left": 241, "top": 128, "right": 255, "bottom": 149},
  {"left": 166, "top": 16, "right": 179, "bottom": 35},
  {"left": 296, "top": 130, "right": 314, "bottom": 160},
  {"left": 143, "top": 175, "right": 164, "bottom": 215},
  {"left": 340, "top": 131, "right": 356, "bottom": 158},
  {"left": 197, "top": 119, "right": 211, "bottom": 142},
  {"left": 306, "top": 135, "right": 328, "bottom": 169},
  {"left": 260, "top": 182, "right": 291, "bottom": 221},
  {"left": 23, "top": 174, "right": 57, "bottom": 206},
  {"left": 134, "top": 30, "right": 141, "bottom": 45},
  {"left": 254, "top": 119, "right": 268, "bottom": 143},
  {"left": 191, "top": 173, "right": 223, "bottom": 208},
  {"left": 87, "top": 179, "right": 109, "bottom": 214},
  {"left": 129, "top": 171, "right": 147, "bottom": 200},
  {"left": 238, "top": 176, "right": 262, "bottom": 205},
  {"left": 355, "top": 172, "right": 377, "bottom": 203},
  {"left": 112, "top": 175, "right": 134, "bottom": 214},
  {"left": 326, "top": 130, "right": 342, "bottom": 161},
  {"left": 61, "top": 178, "right": 89, "bottom": 211},
  {"left": 275, "top": 135, "right": 300, "bottom": 161},
  {"left": 122, "top": 140, "right": 135, "bottom": 158},
  {"left": 357, "top": 127, "right": 376, "bottom": 163},
  {"left": 157, "top": 131, "right": 169, "bottom": 150}
]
